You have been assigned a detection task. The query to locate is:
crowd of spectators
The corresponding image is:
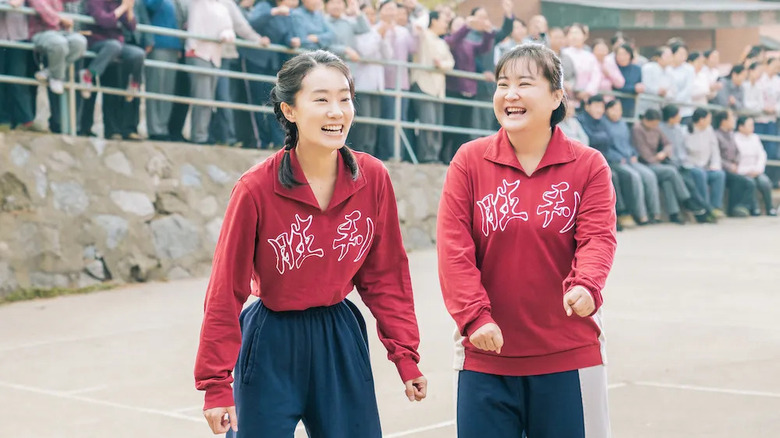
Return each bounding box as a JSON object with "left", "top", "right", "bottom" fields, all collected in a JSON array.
[{"left": 1, "top": 0, "right": 778, "bottom": 223}]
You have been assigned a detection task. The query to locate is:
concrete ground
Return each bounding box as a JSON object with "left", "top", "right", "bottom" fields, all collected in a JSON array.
[{"left": 1, "top": 216, "right": 779, "bottom": 438}]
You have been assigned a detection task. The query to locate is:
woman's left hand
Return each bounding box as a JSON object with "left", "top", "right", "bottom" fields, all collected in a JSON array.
[
  {"left": 404, "top": 376, "right": 427, "bottom": 402},
  {"left": 563, "top": 286, "right": 595, "bottom": 317}
]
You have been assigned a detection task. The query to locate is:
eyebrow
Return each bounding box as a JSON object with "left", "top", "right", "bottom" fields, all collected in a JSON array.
[
  {"left": 497, "top": 75, "right": 536, "bottom": 80},
  {"left": 311, "top": 88, "right": 352, "bottom": 94}
]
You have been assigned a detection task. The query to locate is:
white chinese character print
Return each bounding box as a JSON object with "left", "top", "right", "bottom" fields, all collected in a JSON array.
[
  {"left": 536, "top": 182, "right": 580, "bottom": 233},
  {"left": 476, "top": 179, "right": 529, "bottom": 237},
  {"left": 267, "top": 214, "right": 325, "bottom": 275},
  {"left": 333, "top": 210, "right": 375, "bottom": 262}
]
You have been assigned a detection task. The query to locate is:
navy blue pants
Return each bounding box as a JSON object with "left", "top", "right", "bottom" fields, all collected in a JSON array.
[
  {"left": 457, "top": 367, "right": 611, "bottom": 438},
  {"left": 229, "top": 299, "right": 381, "bottom": 438}
]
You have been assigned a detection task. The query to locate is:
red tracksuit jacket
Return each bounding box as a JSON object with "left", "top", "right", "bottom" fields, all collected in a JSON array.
[
  {"left": 437, "top": 127, "right": 617, "bottom": 376},
  {"left": 195, "top": 149, "right": 422, "bottom": 409}
]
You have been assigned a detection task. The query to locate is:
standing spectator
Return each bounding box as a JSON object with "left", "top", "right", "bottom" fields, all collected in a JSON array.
[
  {"left": 713, "top": 110, "right": 754, "bottom": 217},
  {"left": 703, "top": 49, "right": 722, "bottom": 87},
  {"left": 0, "top": 0, "right": 36, "bottom": 130},
  {"left": 689, "top": 52, "right": 714, "bottom": 110},
  {"left": 360, "top": 1, "right": 375, "bottom": 25},
  {"left": 410, "top": 10, "right": 453, "bottom": 163},
  {"left": 208, "top": 0, "right": 269, "bottom": 147},
  {"left": 548, "top": 26, "right": 575, "bottom": 96},
  {"left": 185, "top": 0, "right": 264, "bottom": 145},
  {"left": 522, "top": 14, "right": 548, "bottom": 46},
  {"left": 602, "top": 99, "right": 659, "bottom": 225},
  {"left": 668, "top": 44, "right": 695, "bottom": 123},
  {"left": 82, "top": 0, "right": 144, "bottom": 100},
  {"left": 591, "top": 39, "right": 623, "bottom": 96},
  {"left": 637, "top": 46, "right": 674, "bottom": 115},
  {"left": 743, "top": 62, "right": 777, "bottom": 162},
  {"left": 633, "top": 108, "right": 710, "bottom": 224},
  {"left": 27, "top": 0, "right": 86, "bottom": 95},
  {"left": 375, "top": 0, "right": 417, "bottom": 160},
  {"left": 471, "top": 6, "right": 502, "bottom": 133},
  {"left": 401, "top": 0, "right": 429, "bottom": 29},
  {"left": 348, "top": 6, "right": 390, "bottom": 156},
  {"left": 680, "top": 107, "right": 726, "bottom": 216},
  {"left": 493, "top": 17, "right": 526, "bottom": 63},
  {"left": 563, "top": 23, "right": 600, "bottom": 102},
  {"left": 441, "top": 12, "right": 493, "bottom": 163},
  {"left": 613, "top": 44, "right": 643, "bottom": 118},
  {"left": 242, "top": 0, "right": 299, "bottom": 149},
  {"left": 291, "top": 0, "right": 334, "bottom": 51},
  {"left": 144, "top": 0, "right": 187, "bottom": 141},
  {"left": 711, "top": 65, "right": 746, "bottom": 111},
  {"left": 734, "top": 116, "right": 777, "bottom": 216},
  {"left": 325, "top": 0, "right": 368, "bottom": 68}
]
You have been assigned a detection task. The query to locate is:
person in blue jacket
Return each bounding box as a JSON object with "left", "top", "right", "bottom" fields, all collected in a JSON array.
[{"left": 613, "top": 44, "right": 644, "bottom": 119}]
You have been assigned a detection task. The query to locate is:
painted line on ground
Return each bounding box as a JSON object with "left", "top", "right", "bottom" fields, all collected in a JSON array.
[
  {"left": 633, "top": 381, "right": 780, "bottom": 398},
  {"left": 0, "top": 326, "right": 178, "bottom": 353},
  {"left": 0, "top": 380, "right": 202, "bottom": 423},
  {"left": 64, "top": 384, "right": 109, "bottom": 395}
]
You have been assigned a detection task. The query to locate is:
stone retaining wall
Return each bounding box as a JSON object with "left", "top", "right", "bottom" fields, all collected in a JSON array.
[{"left": 0, "top": 132, "right": 446, "bottom": 298}]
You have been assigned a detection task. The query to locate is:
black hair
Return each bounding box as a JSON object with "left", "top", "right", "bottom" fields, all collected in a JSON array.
[
  {"left": 617, "top": 43, "right": 634, "bottom": 61},
  {"left": 640, "top": 109, "right": 661, "bottom": 121},
  {"left": 360, "top": 3, "right": 373, "bottom": 11},
  {"left": 729, "top": 64, "right": 745, "bottom": 77},
  {"left": 514, "top": 17, "right": 527, "bottom": 27},
  {"left": 605, "top": 99, "right": 621, "bottom": 110},
  {"left": 736, "top": 115, "right": 752, "bottom": 130},
  {"left": 271, "top": 50, "right": 359, "bottom": 188},
  {"left": 651, "top": 46, "right": 669, "bottom": 61},
  {"left": 662, "top": 104, "right": 680, "bottom": 122},
  {"left": 494, "top": 44, "right": 568, "bottom": 128},
  {"left": 704, "top": 49, "right": 716, "bottom": 59},
  {"left": 470, "top": 6, "right": 484, "bottom": 16},
  {"left": 670, "top": 43, "right": 688, "bottom": 55},
  {"left": 428, "top": 10, "right": 440, "bottom": 28},
  {"left": 688, "top": 107, "right": 709, "bottom": 132},
  {"left": 687, "top": 51, "right": 701, "bottom": 63},
  {"left": 377, "top": 0, "right": 394, "bottom": 11},
  {"left": 748, "top": 61, "right": 760, "bottom": 71},
  {"left": 610, "top": 32, "right": 624, "bottom": 47},
  {"left": 712, "top": 110, "right": 730, "bottom": 130},
  {"left": 586, "top": 94, "right": 605, "bottom": 105},
  {"left": 592, "top": 38, "right": 608, "bottom": 50}
]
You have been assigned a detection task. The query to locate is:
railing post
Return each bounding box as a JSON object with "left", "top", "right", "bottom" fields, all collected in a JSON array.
[
  {"left": 393, "top": 62, "right": 402, "bottom": 162},
  {"left": 68, "top": 63, "right": 77, "bottom": 136}
]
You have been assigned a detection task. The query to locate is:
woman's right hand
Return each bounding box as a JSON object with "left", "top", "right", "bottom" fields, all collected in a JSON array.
[
  {"left": 469, "top": 322, "right": 503, "bottom": 354},
  {"left": 203, "top": 406, "right": 238, "bottom": 435}
]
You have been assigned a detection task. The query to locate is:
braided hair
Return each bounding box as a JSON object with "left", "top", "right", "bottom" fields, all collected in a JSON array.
[{"left": 271, "top": 50, "right": 360, "bottom": 189}]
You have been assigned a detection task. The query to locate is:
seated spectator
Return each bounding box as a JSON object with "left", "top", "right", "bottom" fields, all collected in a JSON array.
[
  {"left": 27, "top": 0, "right": 86, "bottom": 95},
  {"left": 577, "top": 95, "right": 644, "bottom": 228},
  {"left": 711, "top": 64, "right": 746, "bottom": 111},
  {"left": 733, "top": 116, "right": 777, "bottom": 216},
  {"left": 713, "top": 110, "right": 754, "bottom": 217},
  {"left": 186, "top": 0, "right": 265, "bottom": 145},
  {"left": 410, "top": 10, "right": 453, "bottom": 163},
  {"left": 144, "top": 0, "right": 187, "bottom": 141},
  {"left": 562, "top": 23, "right": 600, "bottom": 102},
  {"left": 0, "top": 0, "right": 37, "bottom": 130},
  {"left": 633, "top": 108, "right": 710, "bottom": 224},
  {"left": 82, "top": 0, "right": 144, "bottom": 102},
  {"left": 613, "top": 43, "right": 643, "bottom": 118},
  {"left": 603, "top": 99, "right": 660, "bottom": 225},
  {"left": 743, "top": 61, "right": 777, "bottom": 162},
  {"left": 679, "top": 107, "right": 726, "bottom": 217},
  {"left": 668, "top": 43, "right": 695, "bottom": 124},
  {"left": 243, "top": 0, "right": 299, "bottom": 149},
  {"left": 292, "top": 0, "right": 334, "bottom": 51}
]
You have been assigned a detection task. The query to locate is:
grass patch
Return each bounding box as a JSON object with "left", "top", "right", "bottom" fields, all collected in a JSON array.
[{"left": 0, "top": 283, "right": 117, "bottom": 305}]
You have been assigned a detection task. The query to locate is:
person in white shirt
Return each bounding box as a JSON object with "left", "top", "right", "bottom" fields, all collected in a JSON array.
[
  {"left": 688, "top": 52, "right": 713, "bottom": 109},
  {"left": 743, "top": 61, "right": 778, "bottom": 162},
  {"left": 637, "top": 46, "right": 674, "bottom": 115},
  {"left": 733, "top": 116, "right": 777, "bottom": 216},
  {"left": 668, "top": 43, "right": 696, "bottom": 122},
  {"left": 682, "top": 107, "right": 726, "bottom": 215}
]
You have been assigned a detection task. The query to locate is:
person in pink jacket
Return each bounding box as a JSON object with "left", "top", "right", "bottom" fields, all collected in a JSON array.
[{"left": 438, "top": 43, "right": 617, "bottom": 438}]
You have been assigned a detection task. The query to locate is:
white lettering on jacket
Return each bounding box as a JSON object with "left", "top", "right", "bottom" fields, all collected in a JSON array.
[
  {"left": 333, "top": 210, "right": 375, "bottom": 262},
  {"left": 476, "top": 179, "right": 529, "bottom": 237},
  {"left": 536, "top": 182, "right": 580, "bottom": 233},
  {"left": 267, "top": 214, "right": 325, "bottom": 275}
]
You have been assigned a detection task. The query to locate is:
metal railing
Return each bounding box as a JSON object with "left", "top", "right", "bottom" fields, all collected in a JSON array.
[{"left": 1, "top": 3, "right": 778, "bottom": 168}]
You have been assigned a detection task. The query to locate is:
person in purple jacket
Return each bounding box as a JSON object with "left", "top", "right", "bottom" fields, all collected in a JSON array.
[
  {"left": 441, "top": 9, "right": 494, "bottom": 164},
  {"left": 81, "top": 0, "right": 145, "bottom": 101}
]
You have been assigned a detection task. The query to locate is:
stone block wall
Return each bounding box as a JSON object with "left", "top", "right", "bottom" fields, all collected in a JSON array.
[{"left": 0, "top": 132, "right": 446, "bottom": 298}]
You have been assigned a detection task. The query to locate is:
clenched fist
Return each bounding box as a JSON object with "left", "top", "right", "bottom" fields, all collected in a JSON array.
[
  {"left": 203, "top": 406, "right": 237, "bottom": 435},
  {"left": 469, "top": 322, "right": 503, "bottom": 354},
  {"left": 563, "top": 286, "right": 595, "bottom": 317}
]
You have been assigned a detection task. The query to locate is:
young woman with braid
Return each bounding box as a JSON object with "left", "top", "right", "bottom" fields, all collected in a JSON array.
[{"left": 194, "top": 50, "right": 427, "bottom": 437}]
